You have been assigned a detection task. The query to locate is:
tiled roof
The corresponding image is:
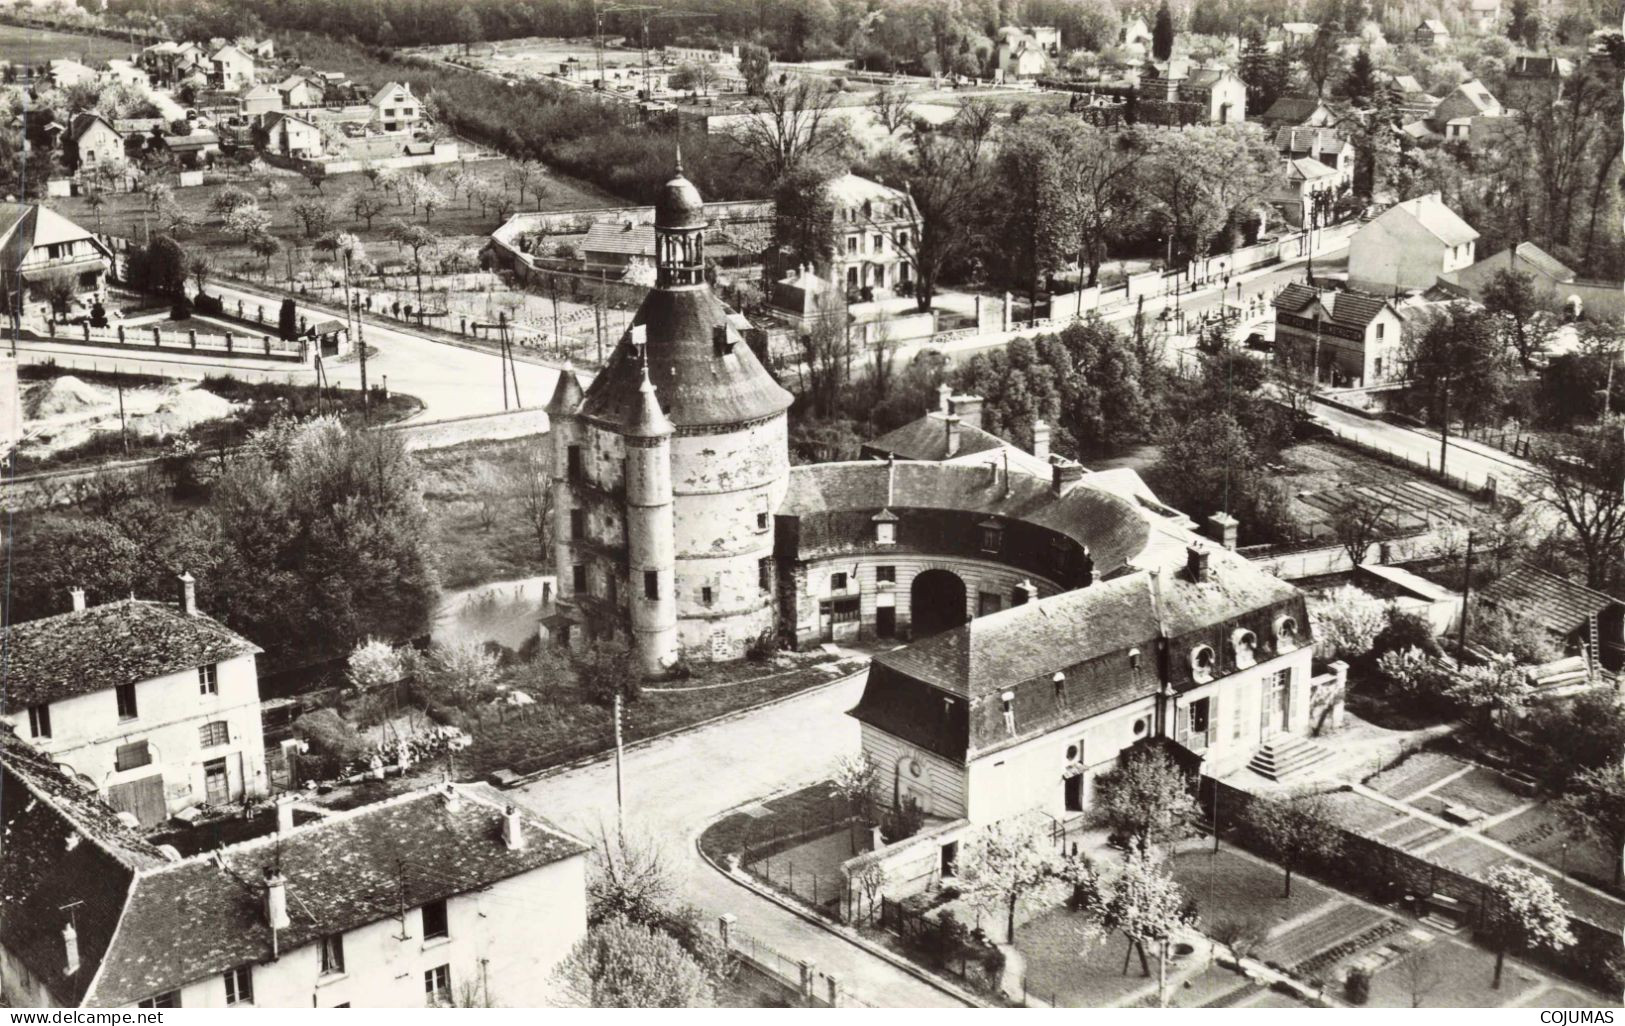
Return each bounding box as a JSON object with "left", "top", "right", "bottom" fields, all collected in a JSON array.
[
  {"left": 575, "top": 285, "right": 792, "bottom": 429},
  {"left": 1286, "top": 156, "right": 1338, "bottom": 180},
  {"left": 781, "top": 460, "right": 1154, "bottom": 578},
  {"left": 1272, "top": 282, "right": 1393, "bottom": 328},
  {"left": 0, "top": 727, "right": 167, "bottom": 1006},
  {"left": 855, "top": 562, "right": 1307, "bottom": 757},
  {"left": 863, "top": 413, "right": 1009, "bottom": 462},
  {"left": 1184, "top": 67, "right": 1234, "bottom": 89},
  {"left": 1261, "top": 96, "right": 1326, "bottom": 124},
  {"left": 69, "top": 111, "right": 118, "bottom": 142},
  {"left": 1506, "top": 241, "right": 1575, "bottom": 281},
  {"left": 0, "top": 204, "right": 109, "bottom": 277},
  {"left": 0, "top": 599, "right": 260, "bottom": 709},
  {"left": 1419, "top": 18, "right": 1449, "bottom": 32},
  {"left": 85, "top": 786, "right": 586, "bottom": 1006},
  {"left": 1478, "top": 564, "right": 1619, "bottom": 635},
  {"left": 1275, "top": 126, "right": 1347, "bottom": 155},
  {"left": 582, "top": 221, "right": 656, "bottom": 257}
]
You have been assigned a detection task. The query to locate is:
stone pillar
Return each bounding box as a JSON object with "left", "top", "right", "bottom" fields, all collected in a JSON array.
[
  {"left": 237, "top": 299, "right": 243, "bottom": 318},
  {"left": 1327, "top": 660, "right": 1349, "bottom": 732},
  {"left": 717, "top": 913, "right": 736, "bottom": 950},
  {"left": 870, "top": 824, "right": 885, "bottom": 850},
  {"left": 797, "top": 960, "right": 815, "bottom": 1002},
  {"left": 151, "top": 326, "right": 160, "bottom": 345},
  {"left": 116, "top": 325, "right": 125, "bottom": 343},
  {"left": 460, "top": 316, "right": 467, "bottom": 335},
  {"left": 263, "top": 335, "right": 271, "bottom": 355},
  {"left": 225, "top": 331, "right": 233, "bottom": 352},
  {"left": 1206, "top": 512, "right": 1239, "bottom": 551},
  {"left": 825, "top": 975, "right": 840, "bottom": 1008},
  {"left": 187, "top": 329, "right": 197, "bottom": 349},
  {"left": 1002, "top": 291, "right": 1013, "bottom": 332}
]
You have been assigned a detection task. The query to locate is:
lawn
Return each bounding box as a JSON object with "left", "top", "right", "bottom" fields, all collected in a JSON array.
[
  {"left": 1486, "top": 805, "right": 1619, "bottom": 892},
  {"left": 1321, "top": 790, "right": 1410, "bottom": 836},
  {"left": 1169, "top": 847, "right": 1337, "bottom": 931},
  {"left": 0, "top": 22, "right": 135, "bottom": 64},
  {"left": 1016, "top": 904, "right": 1165, "bottom": 1008},
  {"left": 699, "top": 780, "right": 852, "bottom": 868},
  {"left": 1367, "top": 937, "right": 1544, "bottom": 1008},
  {"left": 1369, "top": 751, "right": 1467, "bottom": 800}
]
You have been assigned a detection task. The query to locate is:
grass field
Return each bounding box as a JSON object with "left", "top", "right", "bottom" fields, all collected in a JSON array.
[
  {"left": 415, "top": 436, "right": 548, "bottom": 592},
  {"left": 0, "top": 22, "right": 136, "bottom": 64}
]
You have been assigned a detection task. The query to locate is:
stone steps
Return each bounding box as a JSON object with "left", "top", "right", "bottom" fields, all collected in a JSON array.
[{"left": 1248, "top": 736, "right": 1333, "bottom": 781}]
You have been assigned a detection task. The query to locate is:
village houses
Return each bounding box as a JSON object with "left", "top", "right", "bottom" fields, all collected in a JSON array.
[
  {"left": 0, "top": 575, "right": 267, "bottom": 828},
  {"left": 1271, "top": 281, "right": 1408, "bottom": 386},
  {"left": 0, "top": 726, "right": 589, "bottom": 1009},
  {"left": 1348, "top": 193, "right": 1479, "bottom": 293},
  {"left": 369, "top": 82, "right": 421, "bottom": 134},
  {"left": 0, "top": 203, "right": 113, "bottom": 306},
  {"left": 67, "top": 112, "right": 124, "bottom": 170}
]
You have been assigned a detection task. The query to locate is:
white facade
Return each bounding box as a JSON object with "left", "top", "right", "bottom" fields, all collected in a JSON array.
[
  {"left": 1, "top": 652, "right": 268, "bottom": 823},
  {"left": 147, "top": 856, "right": 586, "bottom": 1009},
  {"left": 828, "top": 174, "right": 917, "bottom": 295},
  {"left": 1348, "top": 196, "right": 1479, "bottom": 293}
]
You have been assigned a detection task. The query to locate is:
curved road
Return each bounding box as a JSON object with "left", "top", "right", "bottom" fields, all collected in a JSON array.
[{"left": 506, "top": 672, "right": 970, "bottom": 1008}]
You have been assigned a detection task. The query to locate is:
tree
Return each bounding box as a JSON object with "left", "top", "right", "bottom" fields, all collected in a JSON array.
[
  {"left": 1402, "top": 949, "right": 1443, "bottom": 1007},
  {"left": 1067, "top": 124, "right": 1149, "bottom": 288},
  {"left": 1480, "top": 864, "right": 1575, "bottom": 989},
  {"left": 733, "top": 79, "right": 848, "bottom": 184},
  {"left": 209, "top": 185, "right": 254, "bottom": 220},
  {"left": 515, "top": 448, "right": 552, "bottom": 562},
  {"left": 1097, "top": 841, "right": 1199, "bottom": 1006},
  {"left": 959, "top": 818, "right": 1065, "bottom": 942},
  {"left": 83, "top": 186, "right": 106, "bottom": 230},
  {"left": 455, "top": 7, "right": 483, "bottom": 55},
  {"left": 1481, "top": 269, "right": 1557, "bottom": 369},
  {"left": 1238, "top": 31, "right": 1287, "bottom": 115},
  {"left": 1445, "top": 653, "right": 1531, "bottom": 724},
  {"left": 988, "top": 115, "right": 1080, "bottom": 313},
  {"left": 422, "top": 636, "right": 500, "bottom": 698},
  {"left": 870, "top": 124, "right": 989, "bottom": 313},
  {"left": 576, "top": 640, "right": 640, "bottom": 708},
  {"left": 829, "top": 753, "right": 880, "bottom": 853},
  {"left": 1239, "top": 792, "right": 1343, "bottom": 897},
  {"left": 346, "top": 636, "right": 406, "bottom": 690},
  {"left": 408, "top": 177, "right": 446, "bottom": 224},
  {"left": 249, "top": 232, "right": 281, "bottom": 278},
  {"left": 1553, "top": 764, "right": 1625, "bottom": 887},
  {"left": 278, "top": 297, "right": 298, "bottom": 340},
  {"left": 225, "top": 202, "right": 273, "bottom": 243},
  {"left": 303, "top": 166, "right": 327, "bottom": 194},
  {"left": 770, "top": 160, "right": 840, "bottom": 273},
  {"left": 186, "top": 253, "right": 213, "bottom": 296},
  {"left": 554, "top": 918, "right": 710, "bottom": 1008},
  {"left": 587, "top": 827, "right": 671, "bottom": 926},
  {"left": 390, "top": 221, "right": 438, "bottom": 318},
  {"left": 1341, "top": 50, "right": 1379, "bottom": 105},
  {"left": 1209, "top": 914, "right": 1269, "bottom": 963},
  {"left": 291, "top": 197, "right": 335, "bottom": 239},
  {"left": 129, "top": 234, "right": 188, "bottom": 298},
  {"left": 739, "top": 43, "right": 772, "bottom": 96},
  {"left": 1404, "top": 303, "right": 1511, "bottom": 479},
  {"left": 869, "top": 86, "right": 913, "bottom": 137},
  {"left": 1530, "top": 428, "right": 1625, "bottom": 589},
  {"left": 348, "top": 188, "right": 388, "bottom": 230},
  {"left": 1298, "top": 27, "right": 1347, "bottom": 98},
  {"left": 1151, "top": 0, "right": 1175, "bottom": 60},
  {"left": 155, "top": 196, "right": 198, "bottom": 238},
  {"left": 1331, "top": 494, "right": 1391, "bottom": 567},
  {"left": 1089, "top": 747, "right": 1198, "bottom": 850}
]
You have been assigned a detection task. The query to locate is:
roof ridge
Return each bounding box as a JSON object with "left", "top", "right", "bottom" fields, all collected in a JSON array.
[{"left": 1, "top": 741, "right": 167, "bottom": 871}]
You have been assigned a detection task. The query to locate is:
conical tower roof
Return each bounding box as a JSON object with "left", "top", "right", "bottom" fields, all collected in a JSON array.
[{"left": 545, "top": 366, "right": 584, "bottom": 416}]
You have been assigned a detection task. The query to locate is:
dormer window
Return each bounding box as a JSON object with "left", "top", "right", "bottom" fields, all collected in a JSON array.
[
  {"left": 1275, "top": 615, "right": 1300, "bottom": 652},
  {"left": 1001, "top": 690, "right": 1015, "bottom": 736},
  {"left": 978, "top": 519, "right": 1003, "bottom": 554},
  {"left": 873, "top": 508, "right": 898, "bottom": 545},
  {"left": 1052, "top": 671, "right": 1066, "bottom": 700},
  {"left": 1231, "top": 629, "right": 1258, "bottom": 669},
  {"left": 1191, "top": 645, "right": 1216, "bottom": 683}
]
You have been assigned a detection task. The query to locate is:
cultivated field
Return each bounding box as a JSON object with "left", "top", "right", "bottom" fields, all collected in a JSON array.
[{"left": 0, "top": 22, "right": 136, "bottom": 64}]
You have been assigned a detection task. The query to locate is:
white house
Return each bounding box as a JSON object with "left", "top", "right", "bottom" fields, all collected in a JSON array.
[
  {"left": 1270, "top": 156, "right": 1342, "bottom": 227},
  {"left": 1348, "top": 193, "right": 1479, "bottom": 293},
  {"left": 68, "top": 112, "right": 125, "bottom": 169},
  {"left": 1272, "top": 281, "right": 1408, "bottom": 386},
  {"left": 826, "top": 173, "right": 917, "bottom": 295},
  {"left": 1275, "top": 126, "right": 1354, "bottom": 187},
  {"left": 994, "top": 26, "right": 1059, "bottom": 81},
  {"left": 850, "top": 545, "right": 1320, "bottom": 836},
  {"left": 0, "top": 575, "right": 266, "bottom": 827},
  {"left": 369, "top": 82, "right": 420, "bottom": 134},
  {"left": 0, "top": 736, "right": 589, "bottom": 1009},
  {"left": 0, "top": 203, "right": 113, "bottom": 304},
  {"left": 240, "top": 82, "right": 283, "bottom": 116},
  {"left": 210, "top": 44, "right": 256, "bottom": 91},
  {"left": 264, "top": 110, "right": 324, "bottom": 159}
]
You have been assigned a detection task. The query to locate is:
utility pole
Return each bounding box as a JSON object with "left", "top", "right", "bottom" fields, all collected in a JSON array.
[
  {"left": 499, "top": 311, "right": 509, "bottom": 411},
  {"left": 613, "top": 689, "right": 626, "bottom": 838},
  {"left": 115, "top": 372, "right": 128, "bottom": 455},
  {"left": 1457, "top": 530, "right": 1475, "bottom": 657},
  {"left": 347, "top": 251, "right": 368, "bottom": 422}
]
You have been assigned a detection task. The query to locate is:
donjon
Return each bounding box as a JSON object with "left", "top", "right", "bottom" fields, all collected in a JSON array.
[{"left": 547, "top": 156, "right": 793, "bottom": 673}]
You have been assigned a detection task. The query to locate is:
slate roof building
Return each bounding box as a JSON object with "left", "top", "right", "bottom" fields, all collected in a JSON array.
[
  {"left": 0, "top": 728, "right": 588, "bottom": 1008},
  {"left": 1258, "top": 96, "right": 1336, "bottom": 128},
  {"left": 0, "top": 203, "right": 112, "bottom": 305},
  {"left": 0, "top": 576, "right": 267, "bottom": 828},
  {"left": 1271, "top": 282, "right": 1407, "bottom": 386}
]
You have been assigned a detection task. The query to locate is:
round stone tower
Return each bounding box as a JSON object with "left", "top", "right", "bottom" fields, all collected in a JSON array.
[{"left": 554, "top": 156, "right": 793, "bottom": 673}]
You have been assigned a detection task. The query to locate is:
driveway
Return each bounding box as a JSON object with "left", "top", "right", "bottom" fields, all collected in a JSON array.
[
  {"left": 507, "top": 672, "right": 970, "bottom": 1008},
  {"left": 212, "top": 281, "right": 577, "bottom": 422}
]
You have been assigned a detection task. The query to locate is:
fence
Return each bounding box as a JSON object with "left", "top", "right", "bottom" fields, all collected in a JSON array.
[
  {"left": 1198, "top": 775, "right": 1625, "bottom": 992},
  {"left": 876, "top": 895, "right": 1004, "bottom": 995},
  {"left": 721, "top": 922, "right": 877, "bottom": 1008},
  {"left": 32, "top": 318, "right": 310, "bottom": 364}
]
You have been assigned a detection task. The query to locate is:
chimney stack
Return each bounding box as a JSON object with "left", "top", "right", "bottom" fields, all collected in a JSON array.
[
  {"left": 944, "top": 415, "right": 962, "bottom": 457},
  {"left": 950, "top": 394, "right": 984, "bottom": 431},
  {"left": 937, "top": 383, "right": 952, "bottom": 413},
  {"left": 1051, "top": 458, "right": 1085, "bottom": 495},
  {"left": 1031, "top": 420, "right": 1051, "bottom": 461},
  {"left": 501, "top": 804, "right": 525, "bottom": 851},
  {"left": 1206, "top": 512, "right": 1239, "bottom": 551},
  {"left": 1186, "top": 545, "right": 1210, "bottom": 582},
  {"left": 177, "top": 571, "right": 197, "bottom": 616},
  {"left": 63, "top": 922, "right": 79, "bottom": 976},
  {"left": 1013, "top": 580, "right": 1036, "bottom": 606},
  {"left": 440, "top": 782, "right": 462, "bottom": 813},
  {"left": 263, "top": 868, "right": 290, "bottom": 930},
  {"left": 70, "top": 587, "right": 86, "bottom": 613}
]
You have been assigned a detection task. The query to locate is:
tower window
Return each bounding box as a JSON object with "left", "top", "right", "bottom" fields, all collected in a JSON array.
[
  {"left": 876, "top": 565, "right": 895, "bottom": 583},
  {"left": 572, "top": 564, "right": 587, "bottom": 592},
  {"left": 644, "top": 570, "right": 659, "bottom": 600},
  {"left": 701, "top": 586, "right": 713, "bottom": 606},
  {"left": 830, "top": 572, "right": 848, "bottom": 592},
  {"left": 566, "top": 445, "right": 582, "bottom": 480},
  {"left": 570, "top": 509, "right": 585, "bottom": 540},
  {"left": 758, "top": 557, "right": 772, "bottom": 592}
]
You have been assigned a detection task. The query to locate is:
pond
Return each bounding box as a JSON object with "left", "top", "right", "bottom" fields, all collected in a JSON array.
[{"left": 433, "top": 574, "right": 556, "bottom": 653}]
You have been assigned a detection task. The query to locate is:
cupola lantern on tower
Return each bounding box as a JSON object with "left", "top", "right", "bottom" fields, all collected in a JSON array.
[{"left": 654, "top": 148, "right": 706, "bottom": 288}]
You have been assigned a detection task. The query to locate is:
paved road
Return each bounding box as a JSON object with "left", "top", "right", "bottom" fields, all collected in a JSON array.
[
  {"left": 1308, "top": 399, "right": 1540, "bottom": 497},
  {"left": 508, "top": 673, "right": 970, "bottom": 1008},
  {"left": 214, "top": 282, "right": 572, "bottom": 422}
]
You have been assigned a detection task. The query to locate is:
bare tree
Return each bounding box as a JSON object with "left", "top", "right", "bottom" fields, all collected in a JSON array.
[
  {"left": 516, "top": 448, "right": 553, "bottom": 563},
  {"left": 868, "top": 85, "right": 913, "bottom": 137},
  {"left": 1331, "top": 492, "right": 1392, "bottom": 567},
  {"left": 869, "top": 127, "right": 988, "bottom": 313},
  {"left": 1402, "top": 948, "right": 1443, "bottom": 1007},
  {"left": 1531, "top": 427, "right": 1625, "bottom": 588},
  {"left": 732, "top": 78, "right": 848, "bottom": 183}
]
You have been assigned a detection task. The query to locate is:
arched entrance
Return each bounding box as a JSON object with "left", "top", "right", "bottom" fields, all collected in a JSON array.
[{"left": 911, "top": 569, "right": 967, "bottom": 639}]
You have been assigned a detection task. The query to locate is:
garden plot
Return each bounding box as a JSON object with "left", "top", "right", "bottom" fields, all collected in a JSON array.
[
  {"left": 1369, "top": 751, "right": 1468, "bottom": 801},
  {"left": 21, "top": 375, "right": 236, "bottom": 457}
]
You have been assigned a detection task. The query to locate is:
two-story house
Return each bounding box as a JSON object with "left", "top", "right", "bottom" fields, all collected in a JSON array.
[
  {"left": 369, "top": 82, "right": 420, "bottom": 134},
  {"left": 1274, "top": 126, "right": 1354, "bottom": 188},
  {"left": 1424, "top": 78, "right": 1504, "bottom": 140},
  {"left": 263, "top": 110, "right": 324, "bottom": 159},
  {"left": 1415, "top": 18, "right": 1452, "bottom": 46},
  {"left": 278, "top": 74, "right": 324, "bottom": 108},
  {"left": 993, "top": 26, "right": 1060, "bottom": 81},
  {"left": 1271, "top": 281, "right": 1407, "bottom": 386},
  {"left": 848, "top": 546, "right": 1317, "bottom": 835},
  {"left": 240, "top": 83, "right": 283, "bottom": 117},
  {"left": 0, "top": 732, "right": 589, "bottom": 1009},
  {"left": 1258, "top": 96, "right": 1337, "bottom": 129},
  {"left": 829, "top": 173, "right": 917, "bottom": 295},
  {"left": 210, "top": 44, "right": 256, "bottom": 91},
  {"left": 1348, "top": 193, "right": 1478, "bottom": 293},
  {"left": 0, "top": 575, "right": 266, "bottom": 827},
  {"left": 1270, "top": 156, "right": 1342, "bottom": 227},
  {"left": 1139, "top": 60, "right": 1247, "bottom": 124},
  {"left": 67, "top": 112, "right": 125, "bottom": 170},
  {"left": 0, "top": 203, "right": 113, "bottom": 305}
]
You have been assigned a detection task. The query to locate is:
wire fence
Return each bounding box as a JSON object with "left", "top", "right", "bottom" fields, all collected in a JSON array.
[{"left": 726, "top": 923, "right": 877, "bottom": 1008}]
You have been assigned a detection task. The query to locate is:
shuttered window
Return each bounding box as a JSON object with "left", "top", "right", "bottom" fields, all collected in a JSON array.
[{"left": 115, "top": 740, "right": 151, "bottom": 772}]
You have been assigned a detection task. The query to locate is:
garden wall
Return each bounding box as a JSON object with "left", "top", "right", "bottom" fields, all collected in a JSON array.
[{"left": 1199, "top": 776, "right": 1624, "bottom": 992}]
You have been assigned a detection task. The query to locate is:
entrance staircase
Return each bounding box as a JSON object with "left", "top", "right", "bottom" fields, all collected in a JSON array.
[{"left": 1247, "top": 736, "right": 1332, "bottom": 781}]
